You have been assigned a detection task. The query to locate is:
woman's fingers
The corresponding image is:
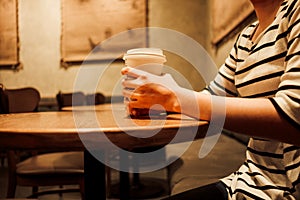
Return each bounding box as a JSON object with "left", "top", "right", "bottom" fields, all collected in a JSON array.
[
  {"left": 121, "top": 66, "right": 130, "bottom": 75},
  {"left": 122, "top": 88, "right": 143, "bottom": 100},
  {"left": 121, "top": 67, "right": 148, "bottom": 78},
  {"left": 122, "top": 78, "right": 139, "bottom": 89},
  {"left": 122, "top": 88, "right": 134, "bottom": 99},
  {"left": 122, "top": 75, "right": 149, "bottom": 90}
]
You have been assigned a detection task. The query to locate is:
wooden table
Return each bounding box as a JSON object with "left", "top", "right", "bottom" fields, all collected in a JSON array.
[{"left": 0, "top": 103, "right": 208, "bottom": 200}]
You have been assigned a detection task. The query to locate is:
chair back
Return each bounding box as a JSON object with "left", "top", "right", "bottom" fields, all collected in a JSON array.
[
  {"left": 0, "top": 84, "right": 40, "bottom": 114},
  {"left": 86, "top": 92, "right": 106, "bottom": 105},
  {"left": 56, "top": 91, "right": 86, "bottom": 110}
]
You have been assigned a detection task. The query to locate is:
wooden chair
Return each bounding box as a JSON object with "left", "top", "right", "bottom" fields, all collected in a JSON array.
[
  {"left": 0, "top": 85, "right": 40, "bottom": 114},
  {"left": 86, "top": 92, "right": 106, "bottom": 105},
  {"left": 56, "top": 91, "right": 86, "bottom": 110},
  {"left": 0, "top": 85, "right": 84, "bottom": 199},
  {"left": 56, "top": 91, "right": 106, "bottom": 110}
]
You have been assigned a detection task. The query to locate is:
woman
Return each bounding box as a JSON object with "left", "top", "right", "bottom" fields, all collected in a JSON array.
[{"left": 122, "top": 0, "right": 300, "bottom": 199}]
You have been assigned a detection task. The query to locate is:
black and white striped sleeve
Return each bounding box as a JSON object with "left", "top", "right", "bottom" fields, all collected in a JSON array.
[
  {"left": 207, "top": 39, "right": 239, "bottom": 97},
  {"left": 270, "top": 4, "right": 300, "bottom": 127}
]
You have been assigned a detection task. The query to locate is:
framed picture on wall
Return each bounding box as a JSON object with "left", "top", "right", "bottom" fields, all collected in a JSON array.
[
  {"left": 61, "top": 0, "right": 148, "bottom": 67},
  {"left": 0, "top": 0, "right": 19, "bottom": 68}
]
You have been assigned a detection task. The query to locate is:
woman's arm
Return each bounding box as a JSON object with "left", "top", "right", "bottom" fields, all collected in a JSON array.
[
  {"left": 193, "top": 92, "right": 300, "bottom": 146},
  {"left": 122, "top": 67, "right": 300, "bottom": 146}
]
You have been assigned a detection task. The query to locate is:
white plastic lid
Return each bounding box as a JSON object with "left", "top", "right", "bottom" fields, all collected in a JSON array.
[{"left": 124, "top": 48, "right": 165, "bottom": 58}]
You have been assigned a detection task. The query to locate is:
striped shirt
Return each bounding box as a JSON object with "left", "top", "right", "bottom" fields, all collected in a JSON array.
[{"left": 207, "top": 0, "right": 300, "bottom": 199}]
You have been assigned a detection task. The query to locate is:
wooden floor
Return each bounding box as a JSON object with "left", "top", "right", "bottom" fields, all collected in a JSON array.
[{"left": 0, "top": 160, "right": 169, "bottom": 200}]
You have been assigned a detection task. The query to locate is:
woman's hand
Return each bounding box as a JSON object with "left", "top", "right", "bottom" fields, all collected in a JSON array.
[{"left": 121, "top": 67, "right": 182, "bottom": 114}]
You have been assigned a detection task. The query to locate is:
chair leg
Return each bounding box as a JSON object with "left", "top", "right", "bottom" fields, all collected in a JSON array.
[
  {"left": 132, "top": 173, "right": 142, "bottom": 189},
  {"left": 106, "top": 166, "right": 111, "bottom": 196},
  {"left": 0, "top": 150, "right": 6, "bottom": 166},
  {"left": 59, "top": 185, "right": 63, "bottom": 197},
  {"left": 6, "top": 175, "right": 16, "bottom": 198},
  {"left": 79, "top": 178, "right": 85, "bottom": 200},
  {"left": 1, "top": 157, "right": 4, "bottom": 166},
  {"left": 6, "top": 151, "right": 16, "bottom": 198},
  {"left": 32, "top": 186, "right": 38, "bottom": 197}
]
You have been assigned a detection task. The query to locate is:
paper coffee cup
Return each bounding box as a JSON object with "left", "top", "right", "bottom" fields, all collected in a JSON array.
[
  {"left": 123, "top": 48, "right": 167, "bottom": 118},
  {"left": 123, "top": 48, "right": 166, "bottom": 75}
]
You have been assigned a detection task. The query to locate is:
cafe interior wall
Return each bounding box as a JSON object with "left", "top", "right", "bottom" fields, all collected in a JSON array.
[{"left": 0, "top": 0, "right": 236, "bottom": 100}]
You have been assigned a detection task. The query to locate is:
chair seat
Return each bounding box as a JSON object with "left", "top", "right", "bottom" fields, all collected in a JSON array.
[{"left": 16, "top": 151, "right": 84, "bottom": 175}]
